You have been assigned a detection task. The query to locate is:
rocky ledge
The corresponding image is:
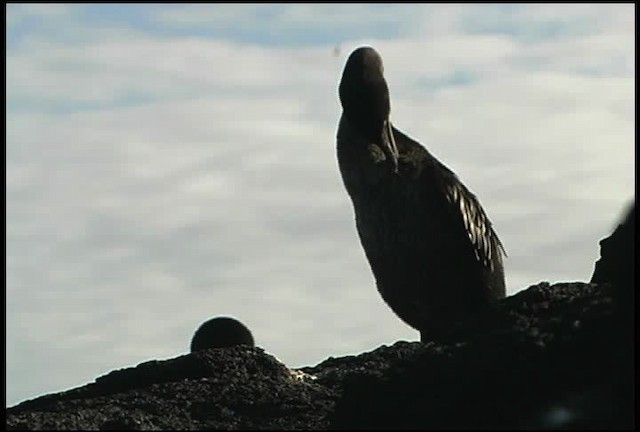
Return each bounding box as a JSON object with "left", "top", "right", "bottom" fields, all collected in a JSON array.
[{"left": 6, "top": 205, "right": 635, "bottom": 430}]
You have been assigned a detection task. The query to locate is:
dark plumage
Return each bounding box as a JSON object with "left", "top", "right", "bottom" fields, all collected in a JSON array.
[
  {"left": 336, "top": 46, "right": 506, "bottom": 341},
  {"left": 190, "top": 316, "right": 255, "bottom": 352}
]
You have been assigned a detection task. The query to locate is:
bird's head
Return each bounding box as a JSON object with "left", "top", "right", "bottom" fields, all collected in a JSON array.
[{"left": 339, "top": 46, "right": 399, "bottom": 172}]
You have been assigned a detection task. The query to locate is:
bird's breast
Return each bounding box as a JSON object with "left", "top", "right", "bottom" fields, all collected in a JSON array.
[{"left": 338, "top": 142, "right": 402, "bottom": 199}]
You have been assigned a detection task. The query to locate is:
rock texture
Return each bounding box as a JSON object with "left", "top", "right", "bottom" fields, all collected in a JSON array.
[
  {"left": 6, "top": 204, "right": 635, "bottom": 430},
  {"left": 328, "top": 282, "right": 633, "bottom": 429},
  {"left": 6, "top": 348, "right": 336, "bottom": 430}
]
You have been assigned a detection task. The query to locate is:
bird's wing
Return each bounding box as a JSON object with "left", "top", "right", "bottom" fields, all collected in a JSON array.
[
  {"left": 393, "top": 127, "right": 506, "bottom": 272},
  {"left": 437, "top": 166, "right": 507, "bottom": 272}
]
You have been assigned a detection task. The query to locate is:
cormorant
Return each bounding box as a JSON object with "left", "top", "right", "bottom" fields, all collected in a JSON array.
[{"left": 336, "top": 46, "right": 506, "bottom": 342}]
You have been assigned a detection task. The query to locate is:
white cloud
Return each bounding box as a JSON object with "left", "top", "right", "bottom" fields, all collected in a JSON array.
[
  {"left": 6, "top": 3, "right": 634, "bottom": 408},
  {"left": 7, "top": 37, "right": 343, "bottom": 110},
  {"left": 150, "top": 4, "right": 271, "bottom": 27},
  {"left": 151, "top": 4, "right": 420, "bottom": 33}
]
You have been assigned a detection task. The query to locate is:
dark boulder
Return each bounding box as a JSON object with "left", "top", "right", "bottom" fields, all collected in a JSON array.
[{"left": 190, "top": 316, "right": 255, "bottom": 352}]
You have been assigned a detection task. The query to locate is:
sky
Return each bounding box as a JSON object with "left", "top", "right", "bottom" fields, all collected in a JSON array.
[{"left": 5, "top": 3, "right": 635, "bottom": 407}]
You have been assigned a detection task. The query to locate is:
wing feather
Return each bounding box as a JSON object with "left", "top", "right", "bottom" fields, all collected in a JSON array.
[
  {"left": 391, "top": 125, "right": 506, "bottom": 273},
  {"left": 441, "top": 174, "right": 506, "bottom": 272}
]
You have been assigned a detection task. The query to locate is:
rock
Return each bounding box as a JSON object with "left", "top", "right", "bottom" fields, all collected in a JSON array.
[
  {"left": 190, "top": 316, "right": 255, "bottom": 352},
  {"left": 590, "top": 202, "right": 634, "bottom": 335},
  {"left": 6, "top": 281, "right": 634, "bottom": 430},
  {"left": 329, "top": 282, "right": 632, "bottom": 429},
  {"left": 6, "top": 346, "right": 336, "bottom": 430},
  {"left": 590, "top": 202, "right": 634, "bottom": 291}
]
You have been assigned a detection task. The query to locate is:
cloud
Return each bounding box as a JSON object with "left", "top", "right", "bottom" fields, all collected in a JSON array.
[
  {"left": 151, "top": 4, "right": 420, "bottom": 33},
  {"left": 6, "top": 3, "right": 634, "bottom": 407},
  {"left": 6, "top": 3, "right": 78, "bottom": 24},
  {"left": 6, "top": 35, "right": 347, "bottom": 114}
]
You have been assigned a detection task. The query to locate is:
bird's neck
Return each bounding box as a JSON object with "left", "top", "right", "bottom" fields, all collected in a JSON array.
[{"left": 343, "top": 109, "right": 387, "bottom": 145}]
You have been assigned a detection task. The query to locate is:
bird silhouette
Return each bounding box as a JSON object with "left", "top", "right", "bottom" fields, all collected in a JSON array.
[{"left": 336, "top": 46, "right": 506, "bottom": 342}]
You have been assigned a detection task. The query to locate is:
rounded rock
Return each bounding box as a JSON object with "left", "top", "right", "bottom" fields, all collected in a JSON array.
[{"left": 190, "top": 316, "right": 255, "bottom": 352}]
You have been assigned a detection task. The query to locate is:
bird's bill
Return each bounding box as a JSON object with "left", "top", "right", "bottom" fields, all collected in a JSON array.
[{"left": 383, "top": 120, "right": 400, "bottom": 173}]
